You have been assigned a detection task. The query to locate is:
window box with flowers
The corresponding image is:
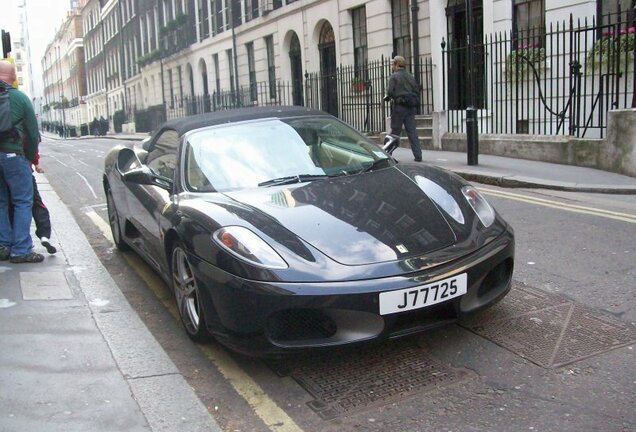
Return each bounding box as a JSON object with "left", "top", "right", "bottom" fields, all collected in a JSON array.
[
  {"left": 351, "top": 77, "right": 369, "bottom": 93},
  {"left": 505, "top": 45, "right": 547, "bottom": 82},
  {"left": 585, "top": 27, "right": 635, "bottom": 71}
]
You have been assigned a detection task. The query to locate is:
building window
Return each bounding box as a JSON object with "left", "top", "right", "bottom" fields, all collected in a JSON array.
[
  {"left": 598, "top": 0, "right": 635, "bottom": 25},
  {"left": 214, "top": 0, "right": 225, "bottom": 34},
  {"left": 246, "top": 42, "right": 257, "bottom": 101},
  {"left": 231, "top": 0, "right": 242, "bottom": 27},
  {"left": 244, "top": 0, "right": 259, "bottom": 21},
  {"left": 178, "top": 66, "right": 184, "bottom": 107},
  {"left": 513, "top": 0, "right": 545, "bottom": 48},
  {"left": 168, "top": 69, "right": 175, "bottom": 108},
  {"left": 198, "top": 0, "right": 210, "bottom": 40},
  {"left": 265, "top": 35, "right": 276, "bottom": 99},
  {"left": 352, "top": 6, "right": 368, "bottom": 78},
  {"left": 227, "top": 49, "right": 235, "bottom": 92},
  {"left": 213, "top": 53, "right": 220, "bottom": 93},
  {"left": 391, "top": 0, "right": 411, "bottom": 59}
]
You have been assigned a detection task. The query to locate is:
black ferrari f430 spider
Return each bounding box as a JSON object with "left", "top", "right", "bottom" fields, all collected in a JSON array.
[{"left": 103, "top": 106, "right": 514, "bottom": 356}]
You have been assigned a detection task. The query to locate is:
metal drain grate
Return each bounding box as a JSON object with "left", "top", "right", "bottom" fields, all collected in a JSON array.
[
  {"left": 461, "top": 282, "right": 636, "bottom": 368},
  {"left": 268, "top": 341, "right": 471, "bottom": 420}
]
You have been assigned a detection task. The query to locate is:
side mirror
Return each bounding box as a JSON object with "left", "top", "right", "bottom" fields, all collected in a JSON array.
[
  {"left": 141, "top": 136, "right": 151, "bottom": 151},
  {"left": 123, "top": 166, "right": 173, "bottom": 191}
]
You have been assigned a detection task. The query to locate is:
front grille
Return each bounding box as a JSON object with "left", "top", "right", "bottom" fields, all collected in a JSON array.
[
  {"left": 478, "top": 258, "right": 513, "bottom": 298},
  {"left": 267, "top": 309, "right": 337, "bottom": 343}
]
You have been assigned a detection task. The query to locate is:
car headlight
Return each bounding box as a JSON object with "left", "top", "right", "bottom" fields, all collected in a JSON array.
[
  {"left": 462, "top": 186, "right": 495, "bottom": 227},
  {"left": 415, "top": 175, "right": 464, "bottom": 224},
  {"left": 212, "top": 226, "right": 288, "bottom": 269}
]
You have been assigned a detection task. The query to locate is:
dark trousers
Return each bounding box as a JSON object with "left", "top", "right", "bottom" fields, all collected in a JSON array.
[
  {"left": 390, "top": 104, "right": 422, "bottom": 160},
  {"left": 8, "top": 175, "right": 51, "bottom": 240},
  {"left": 31, "top": 176, "right": 51, "bottom": 239}
]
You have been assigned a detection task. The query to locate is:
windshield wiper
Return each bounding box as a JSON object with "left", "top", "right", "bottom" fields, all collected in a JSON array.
[
  {"left": 258, "top": 174, "right": 330, "bottom": 187},
  {"left": 362, "top": 158, "right": 392, "bottom": 173}
]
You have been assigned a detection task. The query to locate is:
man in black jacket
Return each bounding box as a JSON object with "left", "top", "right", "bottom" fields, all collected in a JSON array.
[{"left": 384, "top": 56, "right": 422, "bottom": 162}]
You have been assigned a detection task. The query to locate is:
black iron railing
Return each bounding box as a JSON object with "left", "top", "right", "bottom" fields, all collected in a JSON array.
[
  {"left": 158, "top": 55, "right": 434, "bottom": 135},
  {"left": 442, "top": 14, "right": 635, "bottom": 138}
]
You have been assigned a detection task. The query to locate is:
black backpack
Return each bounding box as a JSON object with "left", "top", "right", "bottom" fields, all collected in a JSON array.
[{"left": 0, "top": 83, "right": 19, "bottom": 142}]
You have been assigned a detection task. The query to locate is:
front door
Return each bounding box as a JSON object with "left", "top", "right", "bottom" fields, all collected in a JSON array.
[
  {"left": 319, "top": 22, "right": 338, "bottom": 117},
  {"left": 445, "top": 0, "right": 485, "bottom": 109}
]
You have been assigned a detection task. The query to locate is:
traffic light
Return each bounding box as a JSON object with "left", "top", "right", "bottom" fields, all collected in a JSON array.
[{"left": 1, "top": 30, "right": 11, "bottom": 58}]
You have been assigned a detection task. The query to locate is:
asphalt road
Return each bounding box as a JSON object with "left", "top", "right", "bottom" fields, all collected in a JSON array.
[{"left": 39, "top": 135, "right": 636, "bottom": 432}]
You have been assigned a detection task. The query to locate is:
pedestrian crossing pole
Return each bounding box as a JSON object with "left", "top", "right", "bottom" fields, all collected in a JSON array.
[{"left": 464, "top": 0, "right": 479, "bottom": 166}]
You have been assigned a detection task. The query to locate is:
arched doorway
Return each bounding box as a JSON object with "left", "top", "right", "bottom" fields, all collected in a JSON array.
[
  {"left": 289, "top": 33, "right": 303, "bottom": 106},
  {"left": 318, "top": 22, "right": 338, "bottom": 117}
]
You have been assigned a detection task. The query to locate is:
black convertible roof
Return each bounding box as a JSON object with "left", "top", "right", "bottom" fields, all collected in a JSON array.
[{"left": 162, "top": 106, "right": 330, "bottom": 135}]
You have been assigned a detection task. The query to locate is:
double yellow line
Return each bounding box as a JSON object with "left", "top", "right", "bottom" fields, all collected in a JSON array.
[
  {"left": 85, "top": 210, "right": 303, "bottom": 432},
  {"left": 479, "top": 187, "right": 636, "bottom": 224}
]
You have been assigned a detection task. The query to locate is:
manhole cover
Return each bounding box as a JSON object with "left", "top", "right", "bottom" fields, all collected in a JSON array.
[
  {"left": 268, "top": 341, "right": 471, "bottom": 420},
  {"left": 461, "top": 282, "right": 636, "bottom": 368}
]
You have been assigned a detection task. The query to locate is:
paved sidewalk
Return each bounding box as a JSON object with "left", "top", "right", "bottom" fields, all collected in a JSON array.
[
  {"left": 42, "top": 130, "right": 636, "bottom": 194},
  {"left": 0, "top": 174, "right": 221, "bottom": 432},
  {"left": 391, "top": 147, "right": 636, "bottom": 194}
]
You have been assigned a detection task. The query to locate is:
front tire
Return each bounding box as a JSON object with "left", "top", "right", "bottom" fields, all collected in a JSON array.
[
  {"left": 106, "top": 188, "right": 130, "bottom": 251},
  {"left": 171, "top": 244, "right": 212, "bottom": 342}
]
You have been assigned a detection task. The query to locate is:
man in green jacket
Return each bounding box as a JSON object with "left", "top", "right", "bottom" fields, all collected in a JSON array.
[{"left": 0, "top": 59, "right": 43, "bottom": 263}]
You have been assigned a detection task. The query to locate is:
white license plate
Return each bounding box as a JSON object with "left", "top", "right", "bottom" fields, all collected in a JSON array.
[{"left": 379, "top": 273, "right": 467, "bottom": 315}]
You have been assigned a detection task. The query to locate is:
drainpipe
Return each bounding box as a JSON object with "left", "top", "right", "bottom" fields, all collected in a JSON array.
[{"left": 410, "top": 0, "right": 420, "bottom": 86}]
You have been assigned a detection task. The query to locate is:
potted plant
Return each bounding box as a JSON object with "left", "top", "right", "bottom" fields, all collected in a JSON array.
[
  {"left": 351, "top": 77, "right": 368, "bottom": 93},
  {"left": 505, "top": 44, "right": 546, "bottom": 82},
  {"left": 585, "top": 26, "right": 635, "bottom": 71}
]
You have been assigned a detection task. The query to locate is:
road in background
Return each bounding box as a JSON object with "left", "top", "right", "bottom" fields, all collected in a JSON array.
[{"left": 38, "top": 135, "right": 636, "bottom": 432}]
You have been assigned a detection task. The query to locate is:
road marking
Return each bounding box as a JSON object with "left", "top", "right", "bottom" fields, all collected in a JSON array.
[
  {"left": 84, "top": 209, "right": 303, "bottom": 432},
  {"left": 76, "top": 172, "right": 99, "bottom": 199},
  {"left": 85, "top": 209, "right": 113, "bottom": 243},
  {"left": 479, "top": 187, "right": 636, "bottom": 224},
  {"left": 47, "top": 154, "right": 69, "bottom": 167}
]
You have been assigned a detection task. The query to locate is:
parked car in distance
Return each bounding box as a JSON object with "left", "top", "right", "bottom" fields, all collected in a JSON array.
[{"left": 103, "top": 106, "right": 514, "bottom": 357}]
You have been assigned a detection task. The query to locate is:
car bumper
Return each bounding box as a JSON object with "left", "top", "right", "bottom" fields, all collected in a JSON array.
[{"left": 193, "top": 229, "right": 514, "bottom": 357}]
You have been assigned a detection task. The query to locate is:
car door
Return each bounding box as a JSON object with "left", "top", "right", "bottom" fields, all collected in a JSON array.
[{"left": 126, "top": 128, "right": 179, "bottom": 270}]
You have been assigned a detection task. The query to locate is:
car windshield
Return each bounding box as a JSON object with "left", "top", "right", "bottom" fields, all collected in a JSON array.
[{"left": 184, "top": 116, "right": 393, "bottom": 192}]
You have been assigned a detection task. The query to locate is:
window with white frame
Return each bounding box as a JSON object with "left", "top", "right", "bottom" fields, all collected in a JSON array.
[
  {"left": 598, "top": 0, "right": 635, "bottom": 25},
  {"left": 265, "top": 35, "right": 276, "bottom": 99},
  {"left": 198, "top": 0, "right": 210, "bottom": 39},
  {"left": 513, "top": 0, "right": 545, "bottom": 48},
  {"left": 227, "top": 49, "right": 235, "bottom": 92},
  {"left": 352, "top": 6, "right": 368, "bottom": 78},
  {"left": 246, "top": 42, "right": 257, "bottom": 101},
  {"left": 213, "top": 53, "right": 220, "bottom": 93},
  {"left": 391, "top": 0, "right": 411, "bottom": 59}
]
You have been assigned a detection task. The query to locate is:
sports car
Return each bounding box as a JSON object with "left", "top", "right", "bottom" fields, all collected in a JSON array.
[{"left": 103, "top": 106, "right": 514, "bottom": 357}]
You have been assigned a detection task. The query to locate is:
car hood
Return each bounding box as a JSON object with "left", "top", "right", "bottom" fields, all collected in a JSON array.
[{"left": 222, "top": 167, "right": 456, "bottom": 266}]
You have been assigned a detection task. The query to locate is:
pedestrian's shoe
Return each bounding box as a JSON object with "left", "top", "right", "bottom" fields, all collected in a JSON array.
[
  {"left": 0, "top": 247, "right": 9, "bottom": 261},
  {"left": 414, "top": 158, "right": 422, "bottom": 162},
  {"left": 40, "top": 237, "right": 57, "bottom": 254},
  {"left": 10, "top": 252, "right": 45, "bottom": 263}
]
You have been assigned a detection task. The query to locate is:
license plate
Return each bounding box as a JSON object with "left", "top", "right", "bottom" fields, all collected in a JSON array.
[{"left": 379, "top": 273, "right": 467, "bottom": 315}]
